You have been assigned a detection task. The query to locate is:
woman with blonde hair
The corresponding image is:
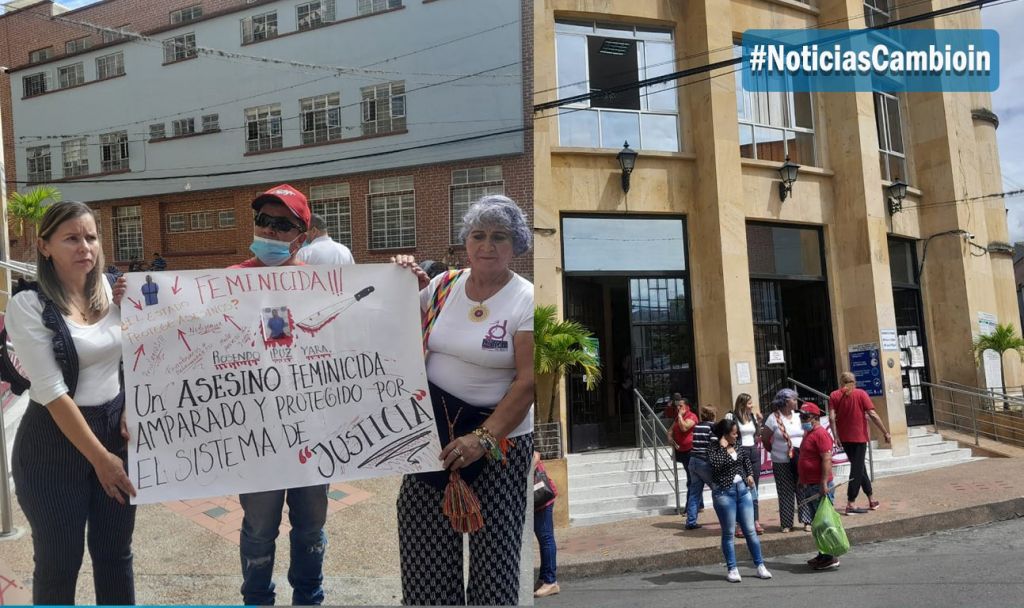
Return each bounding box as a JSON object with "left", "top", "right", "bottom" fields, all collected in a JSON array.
[{"left": 6, "top": 201, "right": 136, "bottom": 604}]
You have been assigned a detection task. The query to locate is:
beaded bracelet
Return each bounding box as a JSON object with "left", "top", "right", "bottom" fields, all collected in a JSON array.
[{"left": 472, "top": 426, "right": 504, "bottom": 463}]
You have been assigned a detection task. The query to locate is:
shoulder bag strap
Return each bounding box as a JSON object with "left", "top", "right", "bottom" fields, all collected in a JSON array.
[{"left": 421, "top": 269, "right": 465, "bottom": 352}]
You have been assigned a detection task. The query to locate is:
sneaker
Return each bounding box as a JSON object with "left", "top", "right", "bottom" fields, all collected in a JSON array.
[
  {"left": 726, "top": 568, "right": 742, "bottom": 583},
  {"left": 845, "top": 504, "right": 869, "bottom": 515},
  {"left": 868, "top": 498, "right": 881, "bottom": 510},
  {"left": 756, "top": 564, "right": 773, "bottom": 579},
  {"left": 780, "top": 526, "right": 792, "bottom": 533},
  {"left": 685, "top": 523, "right": 702, "bottom": 530},
  {"left": 803, "top": 523, "right": 812, "bottom": 532},
  {"left": 813, "top": 557, "right": 841, "bottom": 570},
  {"left": 534, "top": 583, "right": 560, "bottom": 598},
  {"left": 807, "top": 555, "right": 824, "bottom": 567}
]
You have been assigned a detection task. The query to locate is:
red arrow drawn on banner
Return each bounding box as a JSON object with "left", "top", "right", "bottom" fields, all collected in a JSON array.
[
  {"left": 172, "top": 275, "right": 182, "bottom": 295},
  {"left": 127, "top": 297, "right": 142, "bottom": 311},
  {"left": 177, "top": 329, "right": 191, "bottom": 352},
  {"left": 223, "top": 314, "right": 242, "bottom": 331},
  {"left": 132, "top": 344, "right": 145, "bottom": 372}
]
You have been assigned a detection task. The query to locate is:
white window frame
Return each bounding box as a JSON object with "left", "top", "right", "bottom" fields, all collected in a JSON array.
[
  {"left": 864, "top": 0, "right": 891, "bottom": 27},
  {"left": 309, "top": 183, "right": 352, "bottom": 248},
  {"left": 114, "top": 205, "right": 143, "bottom": 261},
  {"left": 241, "top": 11, "right": 278, "bottom": 43},
  {"left": 357, "top": 0, "right": 401, "bottom": 16},
  {"left": 23, "top": 72, "right": 49, "bottom": 98},
  {"left": 65, "top": 37, "right": 91, "bottom": 54},
  {"left": 875, "top": 91, "right": 909, "bottom": 184},
  {"left": 191, "top": 211, "right": 214, "bottom": 231},
  {"left": 172, "top": 118, "right": 195, "bottom": 137},
  {"left": 57, "top": 63, "right": 85, "bottom": 89},
  {"left": 300, "top": 93, "right": 342, "bottom": 145},
  {"left": 367, "top": 176, "right": 415, "bottom": 250},
  {"left": 450, "top": 166, "right": 504, "bottom": 244},
  {"left": 62, "top": 138, "right": 89, "bottom": 178},
  {"left": 163, "top": 32, "right": 197, "bottom": 63},
  {"left": 202, "top": 114, "right": 220, "bottom": 132},
  {"left": 26, "top": 145, "right": 52, "bottom": 183},
  {"left": 102, "top": 25, "right": 130, "bottom": 44},
  {"left": 150, "top": 123, "right": 166, "bottom": 140},
  {"left": 170, "top": 4, "right": 203, "bottom": 24},
  {"left": 218, "top": 209, "right": 236, "bottom": 229},
  {"left": 297, "top": 0, "right": 335, "bottom": 31},
  {"left": 100, "top": 131, "right": 129, "bottom": 173},
  {"left": 29, "top": 47, "right": 52, "bottom": 64},
  {"left": 244, "top": 103, "right": 283, "bottom": 152},
  {"left": 167, "top": 213, "right": 187, "bottom": 233},
  {"left": 96, "top": 52, "right": 125, "bottom": 80},
  {"left": 360, "top": 81, "right": 406, "bottom": 136}
]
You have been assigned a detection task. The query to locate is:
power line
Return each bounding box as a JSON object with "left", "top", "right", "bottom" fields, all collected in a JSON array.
[{"left": 534, "top": 0, "right": 1007, "bottom": 113}]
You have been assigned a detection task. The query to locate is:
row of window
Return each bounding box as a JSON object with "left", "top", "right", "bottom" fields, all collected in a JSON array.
[
  {"left": 23, "top": 51, "right": 125, "bottom": 97},
  {"left": 107, "top": 166, "right": 504, "bottom": 260},
  {"left": 26, "top": 131, "right": 129, "bottom": 182},
  {"left": 554, "top": 13, "right": 908, "bottom": 183}
]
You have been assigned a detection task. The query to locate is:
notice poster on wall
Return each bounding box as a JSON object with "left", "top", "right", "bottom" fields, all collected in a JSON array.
[
  {"left": 736, "top": 361, "right": 752, "bottom": 385},
  {"left": 880, "top": 329, "right": 899, "bottom": 351},
  {"left": 121, "top": 264, "right": 444, "bottom": 504},
  {"left": 769, "top": 350, "right": 785, "bottom": 365},
  {"left": 979, "top": 312, "right": 997, "bottom": 338},
  {"left": 983, "top": 348, "right": 1004, "bottom": 390},
  {"left": 848, "top": 342, "right": 883, "bottom": 397}
]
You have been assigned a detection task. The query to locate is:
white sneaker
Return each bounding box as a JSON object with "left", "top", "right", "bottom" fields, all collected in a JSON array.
[
  {"left": 757, "top": 564, "right": 773, "bottom": 579},
  {"left": 726, "top": 568, "right": 742, "bottom": 583}
]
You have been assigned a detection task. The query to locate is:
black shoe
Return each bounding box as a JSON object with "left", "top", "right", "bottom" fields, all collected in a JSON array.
[
  {"left": 685, "top": 523, "right": 702, "bottom": 530},
  {"left": 813, "top": 556, "right": 840, "bottom": 570}
]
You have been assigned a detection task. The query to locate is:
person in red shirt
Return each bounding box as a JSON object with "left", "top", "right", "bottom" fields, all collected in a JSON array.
[
  {"left": 797, "top": 403, "right": 839, "bottom": 570},
  {"left": 668, "top": 394, "right": 700, "bottom": 516},
  {"left": 828, "top": 371, "right": 892, "bottom": 515},
  {"left": 231, "top": 184, "right": 311, "bottom": 270}
]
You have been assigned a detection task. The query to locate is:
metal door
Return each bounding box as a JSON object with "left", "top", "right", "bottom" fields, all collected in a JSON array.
[
  {"left": 629, "top": 277, "right": 695, "bottom": 408},
  {"left": 751, "top": 279, "right": 788, "bottom": 412}
]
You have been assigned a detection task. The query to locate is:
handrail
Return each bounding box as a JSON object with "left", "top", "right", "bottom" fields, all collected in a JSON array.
[
  {"left": 633, "top": 389, "right": 681, "bottom": 516},
  {"left": 0, "top": 258, "right": 37, "bottom": 278},
  {"left": 787, "top": 376, "right": 873, "bottom": 482},
  {"left": 923, "top": 380, "right": 1024, "bottom": 449},
  {"left": 940, "top": 379, "right": 1024, "bottom": 409}
]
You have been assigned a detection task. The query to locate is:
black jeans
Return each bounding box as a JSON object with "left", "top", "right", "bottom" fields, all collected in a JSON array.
[
  {"left": 12, "top": 397, "right": 136, "bottom": 605},
  {"left": 844, "top": 442, "right": 873, "bottom": 503}
]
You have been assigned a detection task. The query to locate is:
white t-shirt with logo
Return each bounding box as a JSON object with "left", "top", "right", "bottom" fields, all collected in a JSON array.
[{"left": 420, "top": 270, "right": 534, "bottom": 438}]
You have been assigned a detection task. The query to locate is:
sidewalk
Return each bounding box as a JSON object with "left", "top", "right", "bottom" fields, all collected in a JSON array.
[{"left": 541, "top": 456, "right": 1024, "bottom": 581}]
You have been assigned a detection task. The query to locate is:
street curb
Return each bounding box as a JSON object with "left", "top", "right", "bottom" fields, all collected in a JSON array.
[{"left": 549, "top": 497, "right": 1024, "bottom": 581}]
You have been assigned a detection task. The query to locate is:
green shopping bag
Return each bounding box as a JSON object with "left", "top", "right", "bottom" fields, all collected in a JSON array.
[{"left": 811, "top": 496, "right": 850, "bottom": 556}]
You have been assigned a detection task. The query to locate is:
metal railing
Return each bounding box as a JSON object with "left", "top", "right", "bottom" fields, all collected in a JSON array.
[
  {"left": 533, "top": 421, "right": 563, "bottom": 460},
  {"left": 924, "top": 380, "right": 1024, "bottom": 448},
  {"left": 633, "top": 389, "right": 681, "bottom": 515},
  {"left": 787, "top": 377, "right": 874, "bottom": 482},
  {"left": 0, "top": 334, "right": 16, "bottom": 538},
  {"left": 0, "top": 258, "right": 37, "bottom": 279}
]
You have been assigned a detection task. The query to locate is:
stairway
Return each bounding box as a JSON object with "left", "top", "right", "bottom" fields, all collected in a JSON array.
[{"left": 566, "top": 426, "right": 979, "bottom": 526}]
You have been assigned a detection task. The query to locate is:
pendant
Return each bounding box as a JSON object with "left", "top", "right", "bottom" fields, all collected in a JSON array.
[{"left": 468, "top": 303, "right": 489, "bottom": 323}]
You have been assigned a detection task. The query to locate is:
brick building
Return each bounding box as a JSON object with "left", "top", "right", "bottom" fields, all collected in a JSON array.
[{"left": 0, "top": 0, "right": 532, "bottom": 278}]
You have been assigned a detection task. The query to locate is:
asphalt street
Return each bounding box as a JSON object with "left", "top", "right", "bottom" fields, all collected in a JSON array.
[{"left": 536, "top": 516, "right": 1024, "bottom": 608}]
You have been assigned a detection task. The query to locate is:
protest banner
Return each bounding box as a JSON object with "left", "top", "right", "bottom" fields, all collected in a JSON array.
[
  {"left": 0, "top": 559, "right": 31, "bottom": 605},
  {"left": 122, "top": 264, "right": 443, "bottom": 504}
]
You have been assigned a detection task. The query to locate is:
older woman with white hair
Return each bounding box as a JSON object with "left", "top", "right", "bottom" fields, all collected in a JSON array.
[{"left": 395, "top": 194, "right": 534, "bottom": 605}]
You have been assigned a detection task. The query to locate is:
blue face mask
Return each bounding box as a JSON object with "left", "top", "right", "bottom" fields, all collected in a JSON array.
[
  {"left": 250, "top": 235, "right": 295, "bottom": 266},
  {"left": 801, "top": 422, "right": 813, "bottom": 432}
]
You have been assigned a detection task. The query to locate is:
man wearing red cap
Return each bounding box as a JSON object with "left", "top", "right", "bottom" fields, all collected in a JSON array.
[
  {"left": 231, "top": 184, "right": 328, "bottom": 606},
  {"left": 797, "top": 403, "right": 839, "bottom": 570}
]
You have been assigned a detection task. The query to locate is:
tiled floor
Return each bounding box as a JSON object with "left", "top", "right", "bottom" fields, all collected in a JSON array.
[{"left": 163, "top": 483, "right": 373, "bottom": 543}]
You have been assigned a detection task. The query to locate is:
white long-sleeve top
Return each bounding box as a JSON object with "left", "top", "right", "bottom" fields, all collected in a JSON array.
[{"left": 5, "top": 282, "right": 121, "bottom": 407}]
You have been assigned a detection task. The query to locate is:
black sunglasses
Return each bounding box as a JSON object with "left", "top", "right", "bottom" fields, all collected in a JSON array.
[{"left": 254, "top": 212, "right": 304, "bottom": 233}]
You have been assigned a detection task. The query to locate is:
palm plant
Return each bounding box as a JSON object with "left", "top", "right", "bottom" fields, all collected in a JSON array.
[
  {"left": 8, "top": 186, "right": 61, "bottom": 238},
  {"left": 534, "top": 304, "right": 601, "bottom": 423},
  {"left": 972, "top": 323, "right": 1024, "bottom": 399}
]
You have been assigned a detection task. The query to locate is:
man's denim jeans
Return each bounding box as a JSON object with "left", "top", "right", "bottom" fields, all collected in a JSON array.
[{"left": 239, "top": 484, "right": 329, "bottom": 605}]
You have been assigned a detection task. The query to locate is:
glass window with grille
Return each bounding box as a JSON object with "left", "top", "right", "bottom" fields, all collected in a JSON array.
[
  {"left": 163, "top": 33, "right": 197, "bottom": 63},
  {"left": 191, "top": 211, "right": 214, "bottom": 230},
  {"left": 245, "top": 104, "right": 283, "bottom": 152},
  {"left": 358, "top": 0, "right": 401, "bottom": 16},
  {"left": 734, "top": 46, "right": 816, "bottom": 165},
  {"left": 218, "top": 209, "right": 236, "bottom": 229},
  {"left": 875, "top": 92, "right": 908, "bottom": 184},
  {"left": 26, "top": 146, "right": 51, "bottom": 183},
  {"left": 58, "top": 63, "right": 85, "bottom": 89},
  {"left": 150, "top": 123, "right": 166, "bottom": 140},
  {"left": 450, "top": 166, "right": 504, "bottom": 244},
  {"left": 96, "top": 52, "right": 124, "bottom": 80},
  {"left": 100, "top": 131, "right": 129, "bottom": 172},
  {"left": 368, "top": 176, "right": 415, "bottom": 249},
  {"left": 23, "top": 72, "right": 48, "bottom": 97},
  {"left": 167, "top": 213, "right": 186, "bottom": 233},
  {"left": 114, "top": 206, "right": 142, "bottom": 261},
  {"left": 172, "top": 118, "right": 195, "bottom": 137},
  {"left": 554, "top": 22, "right": 679, "bottom": 152},
  {"left": 360, "top": 81, "right": 406, "bottom": 136},
  {"left": 300, "top": 93, "right": 342, "bottom": 145},
  {"left": 864, "top": 0, "right": 892, "bottom": 27},
  {"left": 62, "top": 138, "right": 89, "bottom": 177},
  {"left": 65, "top": 37, "right": 90, "bottom": 54},
  {"left": 29, "top": 47, "right": 52, "bottom": 64},
  {"left": 310, "top": 184, "right": 352, "bottom": 248},
  {"left": 170, "top": 5, "right": 203, "bottom": 24},
  {"left": 297, "top": 0, "right": 335, "bottom": 31},
  {"left": 102, "top": 25, "right": 129, "bottom": 43},
  {"left": 241, "top": 11, "right": 278, "bottom": 43},
  {"left": 202, "top": 114, "right": 219, "bottom": 132}
]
